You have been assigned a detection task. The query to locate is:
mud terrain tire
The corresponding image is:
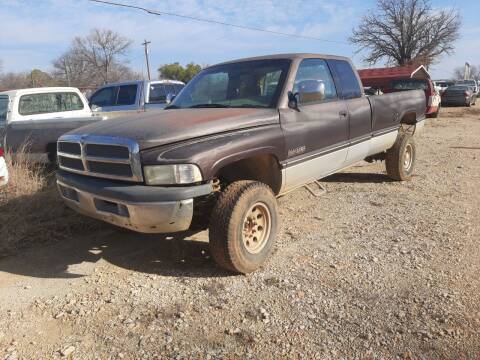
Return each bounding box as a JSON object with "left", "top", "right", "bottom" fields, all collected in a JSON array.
[{"left": 209, "top": 181, "right": 278, "bottom": 274}]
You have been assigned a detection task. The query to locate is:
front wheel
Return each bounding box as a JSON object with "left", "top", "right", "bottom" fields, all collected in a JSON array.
[
  {"left": 385, "top": 134, "right": 416, "bottom": 181},
  {"left": 209, "top": 180, "right": 278, "bottom": 274}
]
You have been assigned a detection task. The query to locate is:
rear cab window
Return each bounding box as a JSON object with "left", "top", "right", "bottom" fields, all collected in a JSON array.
[
  {"left": 390, "top": 79, "right": 428, "bottom": 91},
  {"left": 149, "top": 83, "right": 185, "bottom": 104},
  {"left": 18, "top": 92, "right": 84, "bottom": 116},
  {"left": 327, "top": 59, "right": 362, "bottom": 99}
]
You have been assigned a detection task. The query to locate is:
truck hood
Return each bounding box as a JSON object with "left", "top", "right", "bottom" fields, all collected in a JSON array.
[{"left": 67, "top": 108, "right": 279, "bottom": 150}]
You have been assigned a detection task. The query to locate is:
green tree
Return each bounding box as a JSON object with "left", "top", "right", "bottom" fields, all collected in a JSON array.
[{"left": 158, "top": 62, "right": 202, "bottom": 83}]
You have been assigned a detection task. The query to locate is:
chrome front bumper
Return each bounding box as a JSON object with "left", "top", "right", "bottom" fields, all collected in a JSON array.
[{"left": 56, "top": 171, "right": 213, "bottom": 234}]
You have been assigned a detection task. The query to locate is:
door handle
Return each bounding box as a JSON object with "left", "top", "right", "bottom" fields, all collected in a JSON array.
[{"left": 339, "top": 110, "right": 348, "bottom": 117}]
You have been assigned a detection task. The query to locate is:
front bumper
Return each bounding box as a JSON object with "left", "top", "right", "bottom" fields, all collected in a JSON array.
[{"left": 56, "top": 170, "right": 213, "bottom": 233}]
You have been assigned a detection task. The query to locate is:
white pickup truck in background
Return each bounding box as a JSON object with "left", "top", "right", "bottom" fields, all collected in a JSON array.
[
  {"left": 0, "top": 87, "right": 101, "bottom": 162},
  {"left": 0, "top": 145, "right": 8, "bottom": 187},
  {"left": 88, "top": 79, "right": 185, "bottom": 113}
]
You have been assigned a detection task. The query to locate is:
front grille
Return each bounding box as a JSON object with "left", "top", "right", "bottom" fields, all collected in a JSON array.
[
  {"left": 57, "top": 135, "right": 143, "bottom": 182},
  {"left": 87, "top": 161, "right": 133, "bottom": 177},
  {"left": 85, "top": 144, "right": 130, "bottom": 159},
  {"left": 59, "top": 156, "right": 84, "bottom": 171},
  {"left": 58, "top": 142, "right": 81, "bottom": 155}
]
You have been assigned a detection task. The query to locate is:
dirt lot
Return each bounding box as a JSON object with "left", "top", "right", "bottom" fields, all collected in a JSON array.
[{"left": 0, "top": 106, "right": 479, "bottom": 360}]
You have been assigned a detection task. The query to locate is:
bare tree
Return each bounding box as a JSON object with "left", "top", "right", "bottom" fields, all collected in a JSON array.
[
  {"left": 0, "top": 72, "right": 30, "bottom": 90},
  {"left": 350, "top": 0, "right": 461, "bottom": 67},
  {"left": 52, "top": 49, "right": 91, "bottom": 87},
  {"left": 453, "top": 65, "right": 480, "bottom": 81},
  {"left": 71, "top": 28, "right": 132, "bottom": 84},
  {"left": 52, "top": 29, "right": 136, "bottom": 87}
]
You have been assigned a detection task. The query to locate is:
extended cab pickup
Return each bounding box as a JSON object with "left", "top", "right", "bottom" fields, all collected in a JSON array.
[
  {"left": 88, "top": 80, "right": 185, "bottom": 114},
  {"left": 0, "top": 87, "right": 101, "bottom": 162},
  {"left": 56, "top": 53, "right": 426, "bottom": 273}
]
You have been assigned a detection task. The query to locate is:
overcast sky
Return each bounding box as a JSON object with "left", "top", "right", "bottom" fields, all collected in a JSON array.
[{"left": 0, "top": 0, "right": 478, "bottom": 79}]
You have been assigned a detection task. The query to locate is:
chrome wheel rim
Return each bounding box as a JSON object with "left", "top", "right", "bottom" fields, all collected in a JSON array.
[
  {"left": 403, "top": 144, "right": 413, "bottom": 172},
  {"left": 242, "top": 202, "right": 271, "bottom": 254}
]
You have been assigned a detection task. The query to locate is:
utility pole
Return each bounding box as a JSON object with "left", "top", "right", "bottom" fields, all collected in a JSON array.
[
  {"left": 464, "top": 62, "right": 470, "bottom": 80},
  {"left": 142, "top": 39, "right": 152, "bottom": 80}
]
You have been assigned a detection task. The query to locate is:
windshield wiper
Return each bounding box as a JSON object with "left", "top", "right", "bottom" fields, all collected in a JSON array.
[
  {"left": 164, "top": 104, "right": 180, "bottom": 110},
  {"left": 189, "top": 103, "right": 230, "bottom": 108}
]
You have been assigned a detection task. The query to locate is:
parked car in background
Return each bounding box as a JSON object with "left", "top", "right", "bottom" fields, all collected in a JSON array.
[
  {"left": 0, "top": 146, "right": 8, "bottom": 187},
  {"left": 0, "top": 87, "right": 101, "bottom": 163},
  {"left": 359, "top": 65, "right": 441, "bottom": 118},
  {"left": 56, "top": 53, "right": 426, "bottom": 273},
  {"left": 455, "top": 80, "right": 478, "bottom": 94},
  {"left": 433, "top": 80, "right": 455, "bottom": 95},
  {"left": 441, "top": 85, "right": 477, "bottom": 107},
  {"left": 88, "top": 80, "right": 185, "bottom": 113}
]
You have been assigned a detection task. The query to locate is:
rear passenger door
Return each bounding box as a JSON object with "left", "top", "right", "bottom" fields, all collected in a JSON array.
[
  {"left": 280, "top": 58, "right": 349, "bottom": 190},
  {"left": 327, "top": 59, "right": 372, "bottom": 164}
]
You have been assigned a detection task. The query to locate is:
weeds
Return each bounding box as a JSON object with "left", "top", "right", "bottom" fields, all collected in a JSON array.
[{"left": 0, "top": 144, "right": 102, "bottom": 257}]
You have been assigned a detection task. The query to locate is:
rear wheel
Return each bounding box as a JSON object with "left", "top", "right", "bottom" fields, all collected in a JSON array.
[
  {"left": 385, "top": 134, "right": 416, "bottom": 181},
  {"left": 209, "top": 180, "right": 278, "bottom": 274}
]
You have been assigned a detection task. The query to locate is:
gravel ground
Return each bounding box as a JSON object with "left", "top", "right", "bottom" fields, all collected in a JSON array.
[{"left": 0, "top": 106, "right": 479, "bottom": 360}]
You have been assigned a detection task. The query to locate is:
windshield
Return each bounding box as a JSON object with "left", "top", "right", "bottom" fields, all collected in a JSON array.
[
  {"left": 391, "top": 79, "right": 428, "bottom": 91},
  {"left": 168, "top": 59, "right": 291, "bottom": 109},
  {"left": 0, "top": 96, "right": 8, "bottom": 124},
  {"left": 436, "top": 81, "right": 454, "bottom": 87},
  {"left": 447, "top": 85, "right": 470, "bottom": 91},
  {"left": 457, "top": 80, "right": 476, "bottom": 86}
]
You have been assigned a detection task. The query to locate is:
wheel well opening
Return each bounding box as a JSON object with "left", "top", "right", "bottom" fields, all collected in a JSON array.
[
  {"left": 215, "top": 154, "right": 282, "bottom": 195},
  {"left": 46, "top": 142, "right": 57, "bottom": 163},
  {"left": 401, "top": 112, "right": 417, "bottom": 125}
]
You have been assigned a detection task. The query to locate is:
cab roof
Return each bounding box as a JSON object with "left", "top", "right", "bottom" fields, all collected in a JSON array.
[
  {"left": 213, "top": 53, "right": 352, "bottom": 67},
  {"left": 0, "top": 87, "right": 81, "bottom": 97}
]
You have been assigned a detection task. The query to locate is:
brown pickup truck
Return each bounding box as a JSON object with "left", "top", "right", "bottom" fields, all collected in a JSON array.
[{"left": 56, "top": 53, "right": 426, "bottom": 273}]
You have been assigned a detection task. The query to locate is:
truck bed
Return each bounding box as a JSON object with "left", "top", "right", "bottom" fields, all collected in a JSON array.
[{"left": 367, "top": 89, "right": 426, "bottom": 132}]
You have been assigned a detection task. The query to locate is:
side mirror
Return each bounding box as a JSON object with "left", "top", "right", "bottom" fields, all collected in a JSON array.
[
  {"left": 166, "top": 93, "right": 176, "bottom": 104},
  {"left": 90, "top": 104, "right": 101, "bottom": 112},
  {"left": 288, "top": 91, "right": 299, "bottom": 110},
  {"left": 298, "top": 81, "right": 326, "bottom": 104}
]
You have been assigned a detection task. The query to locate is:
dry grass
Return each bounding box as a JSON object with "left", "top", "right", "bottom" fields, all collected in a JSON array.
[
  {"left": 2, "top": 143, "right": 46, "bottom": 198},
  {"left": 0, "top": 145, "right": 103, "bottom": 257}
]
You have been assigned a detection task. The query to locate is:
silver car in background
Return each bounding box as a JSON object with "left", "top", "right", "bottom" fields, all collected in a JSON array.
[
  {"left": 441, "top": 85, "right": 477, "bottom": 107},
  {"left": 456, "top": 79, "right": 478, "bottom": 94}
]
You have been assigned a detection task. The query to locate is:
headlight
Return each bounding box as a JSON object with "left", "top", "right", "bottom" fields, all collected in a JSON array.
[{"left": 143, "top": 164, "right": 202, "bottom": 185}]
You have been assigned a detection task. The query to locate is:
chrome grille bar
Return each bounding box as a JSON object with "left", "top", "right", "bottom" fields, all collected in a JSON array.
[{"left": 57, "top": 134, "right": 143, "bottom": 182}]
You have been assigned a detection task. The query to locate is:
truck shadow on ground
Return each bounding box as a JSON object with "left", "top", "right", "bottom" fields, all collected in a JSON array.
[{"left": 0, "top": 225, "right": 233, "bottom": 280}]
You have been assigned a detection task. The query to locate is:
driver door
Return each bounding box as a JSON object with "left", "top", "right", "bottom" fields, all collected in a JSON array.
[{"left": 280, "top": 58, "right": 348, "bottom": 191}]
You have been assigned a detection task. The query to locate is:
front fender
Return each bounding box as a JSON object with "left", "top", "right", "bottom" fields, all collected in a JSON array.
[{"left": 140, "top": 125, "right": 286, "bottom": 180}]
